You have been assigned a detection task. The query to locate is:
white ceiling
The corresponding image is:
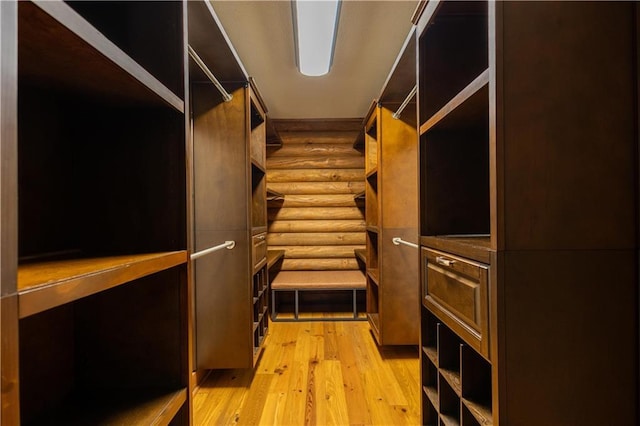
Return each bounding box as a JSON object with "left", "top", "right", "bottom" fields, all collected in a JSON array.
[{"left": 210, "top": 0, "right": 418, "bottom": 119}]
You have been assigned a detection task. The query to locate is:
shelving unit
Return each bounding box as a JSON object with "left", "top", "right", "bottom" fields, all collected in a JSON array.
[
  {"left": 364, "top": 27, "right": 419, "bottom": 346},
  {"left": 421, "top": 309, "right": 492, "bottom": 426},
  {"left": 416, "top": 1, "right": 638, "bottom": 424},
  {"left": 188, "top": 0, "right": 270, "bottom": 370},
  {"left": 1, "top": 1, "right": 190, "bottom": 423}
]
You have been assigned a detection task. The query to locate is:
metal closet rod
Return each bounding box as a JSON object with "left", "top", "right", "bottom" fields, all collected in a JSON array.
[
  {"left": 191, "top": 240, "right": 236, "bottom": 260},
  {"left": 188, "top": 45, "right": 233, "bottom": 102},
  {"left": 392, "top": 85, "right": 417, "bottom": 119},
  {"left": 392, "top": 237, "right": 419, "bottom": 249}
]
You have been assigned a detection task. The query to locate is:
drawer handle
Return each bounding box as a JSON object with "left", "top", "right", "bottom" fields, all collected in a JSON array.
[{"left": 436, "top": 256, "right": 455, "bottom": 267}]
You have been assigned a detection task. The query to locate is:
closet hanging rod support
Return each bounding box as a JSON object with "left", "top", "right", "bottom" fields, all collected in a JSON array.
[
  {"left": 191, "top": 240, "right": 236, "bottom": 260},
  {"left": 392, "top": 85, "right": 417, "bottom": 119},
  {"left": 188, "top": 45, "right": 233, "bottom": 102},
  {"left": 392, "top": 237, "right": 419, "bottom": 249}
]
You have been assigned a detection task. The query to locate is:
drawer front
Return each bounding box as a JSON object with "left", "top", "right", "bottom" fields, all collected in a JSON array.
[
  {"left": 423, "top": 248, "right": 489, "bottom": 357},
  {"left": 252, "top": 233, "right": 267, "bottom": 269}
]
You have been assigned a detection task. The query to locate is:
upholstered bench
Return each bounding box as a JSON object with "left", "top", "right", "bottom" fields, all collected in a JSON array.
[{"left": 270, "top": 270, "right": 366, "bottom": 321}]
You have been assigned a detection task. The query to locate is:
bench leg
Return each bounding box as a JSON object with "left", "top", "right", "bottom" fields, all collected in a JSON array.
[
  {"left": 353, "top": 289, "right": 357, "bottom": 319},
  {"left": 294, "top": 290, "right": 299, "bottom": 320},
  {"left": 271, "top": 289, "right": 277, "bottom": 321}
]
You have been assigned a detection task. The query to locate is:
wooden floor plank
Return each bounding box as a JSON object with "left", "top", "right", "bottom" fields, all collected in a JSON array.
[
  {"left": 193, "top": 320, "right": 419, "bottom": 426},
  {"left": 316, "top": 360, "right": 350, "bottom": 426}
]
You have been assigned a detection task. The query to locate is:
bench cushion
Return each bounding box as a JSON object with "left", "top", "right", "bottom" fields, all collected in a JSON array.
[{"left": 271, "top": 270, "right": 366, "bottom": 290}]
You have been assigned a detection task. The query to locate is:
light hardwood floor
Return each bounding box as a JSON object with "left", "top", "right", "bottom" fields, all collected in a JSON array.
[{"left": 193, "top": 319, "right": 421, "bottom": 425}]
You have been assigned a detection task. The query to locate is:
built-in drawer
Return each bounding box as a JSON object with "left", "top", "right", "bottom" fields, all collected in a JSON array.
[
  {"left": 252, "top": 233, "right": 267, "bottom": 270},
  {"left": 422, "top": 248, "right": 490, "bottom": 358}
]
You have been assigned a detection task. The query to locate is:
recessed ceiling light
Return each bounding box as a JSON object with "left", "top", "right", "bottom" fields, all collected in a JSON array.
[{"left": 292, "top": 0, "right": 341, "bottom": 77}]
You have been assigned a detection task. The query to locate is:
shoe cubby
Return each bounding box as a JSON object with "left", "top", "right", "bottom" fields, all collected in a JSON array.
[
  {"left": 418, "top": 0, "right": 487, "bottom": 124},
  {"left": 420, "top": 307, "right": 493, "bottom": 425}
]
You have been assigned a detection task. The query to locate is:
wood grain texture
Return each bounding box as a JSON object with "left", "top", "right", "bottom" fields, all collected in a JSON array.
[
  {"left": 17, "top": 251, "right": 187, "bottom": 318},
  {"left": 282, "top": 258, "right": 360, "bottom": 271},
  {"left": 1, "top": 295, "right": 20, "bottom": 425},
  {"left": 19, "top": 1, "right": 183, "bottom": 111},
  {"left": 268, "top": 168, "right": 364, "bottom": 182},
  {"left": 268, "top": 220, "right": 365, "bottom": 233},
  {"left": 193, "top": 321, "right": 420, "bottom": 425},
  {"left": 268, "top": 245, "right": 365, "bottom": 259},
  {"left": 267, "top": 156, "right": 364, "bottom": 170},
  {"left": 267, "top": 119, "right": 365, "bottom": 272},
  {"left": 267, "top": 182, "right": 365, "bottom": 195},
  {"left": 267, "top": 233, "right": 365, "bottom": 246},
  {"left": 500, "top": 1, "right": 637, "bottom": 251},
  {"left": 268, "top": 207, "right": 363, "bottom": 221},
  {"left": 268, "top": 144, "right": 363, "bottom": 157},
  {"left": 268, "top": 194, "right": 363, "bottom": 208}
]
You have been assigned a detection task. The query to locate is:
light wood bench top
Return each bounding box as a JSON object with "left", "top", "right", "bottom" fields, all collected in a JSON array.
[{"left": 271, "top": 270, "right": 366, "bottom": 290}]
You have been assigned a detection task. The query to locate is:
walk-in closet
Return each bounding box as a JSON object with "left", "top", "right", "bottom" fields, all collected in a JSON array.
[{"left": 1, "top": 1, "right": 638, "bottom": 425}]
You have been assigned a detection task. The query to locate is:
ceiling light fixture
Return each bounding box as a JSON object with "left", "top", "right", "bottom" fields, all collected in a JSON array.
[{"left": 292, "top": 0, "right": 341, "bottom": 77}]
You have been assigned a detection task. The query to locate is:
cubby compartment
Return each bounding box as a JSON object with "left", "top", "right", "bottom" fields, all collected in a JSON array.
[
  {"left": 421, "top": 307, "right": 439, "bottom": 365},
  {"left": 418, "top": 0, "right": 487, "bottom": 123},
  {"left": 19, "top": 266, "right": 188, "bottom": 425},
  {"left": 367, "top": 279, "right": 380, "bottom": 336},
  {"left": 250, "top": 98, "right": 266, "bottom": 168},
  {"left": 20, "top": 93, "right": 185, "bottom": 261},
  {"left": 252, "top": 164, "right": 267, "bottom": 234},
  {"left": 64, "top": 1, "right": 184, "bottom": 99},
  {"left": 438, "top": 324, "right": 462, "bottom": 395},
  {"left": 365, "top": 114, "right": 378, "bottom": 173},
  {"left": 423, "top": 396, "right": 439, "bottom": 426},
  {"left": 461, "top": 404, "right": 482, "bottom": 426},
  {"left": 419, "top": 309, "right": 493, "bottom": 425},
  {"left": 461, "top": 345, "right": 493, "bottom": 425},
  {"left": 365, "top": 171, "right": 379, "bottom": 229},
  {"left": 366, "top": 230, "right": 379, "bottom": 279},
  {"left": 18, "top": 50, "right": 185, "bottom": 264},
  {"left": 439, "top": 377, "right": 461, "bottom": 425},
  {"left": 420, "top": 85, "right": 489, "bottom": 239},
  {"left": 422, "top": 357, "right": 439, "bottom": 410}
]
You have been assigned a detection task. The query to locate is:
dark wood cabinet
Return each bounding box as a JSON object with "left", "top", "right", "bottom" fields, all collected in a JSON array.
[
  {"left": 188, "top": 0, "right": 269, "bottom": 370},
  {"left": 416, "top": 1, "right": 639, "bottom": 424},
  {"left": 2, "top": 1, "right": 190, "bottom": 423},
  {"left": 365, "top": 29, "right": 420, "bottom": 346}
]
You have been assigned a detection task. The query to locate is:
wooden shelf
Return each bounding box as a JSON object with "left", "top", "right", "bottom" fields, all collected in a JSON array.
[
  {"left": 366, "top": 225, "right": 379, "bottom": 233},
  {"left": 17, "top": 251, "right": 187, "bottom": 318},
  {"left": 422, "top": 386, "right": 439, "bottom": 413},
  {"left": 366, "top": 168, "right": 378, "bottom": 180},
  {"left": 462, "top": 398, "right": 493, "bottom": 426},
  {"left": 420, "top": 69, "right": 488, "bottom": 136},
  {"left": 187, "top": 0, "right": 247, "bottom": 84},
  {"left": 353, "top": 191, "right": 365, "bottom": 201},
  {"left": 368, "top": 312, "right": 380, "bottom": 337},
  {"left": 440, "top": 368, "right": 462, "bottom": 396},
  {"left": 367, "top": 268, "right": 380, "bottom": 285},
  {"left": 354, "top": 248, "right": 367, "bottom": 264},
  {"left": 267, "top": 249, "right": 285, "bottom": 270},
  {"left": 251, "top": 159, "right": 266, "bottom": 175},
  {"left": 422, "top": 345, "right": 438, "bottom": 366},
  {"left": 266, "top": 118, "right": 283, "bottom": 147},
  {"left": 29, "top": 387, "right": 186, "bottom": 426},
  {"left": 420, "top": 235, "right": 492, "bottom": 264},
  {"left": 19, "top": 1, "right": 183, "bottom": 112},
  {"left": 267, "top": 188, "right": 285, "bottom": 202},
  {"left": 378, "top": 28, "right": 417, "bottom": 106},
  {"left": 440, "top": 414, "right": 460, "bottom": 426}
]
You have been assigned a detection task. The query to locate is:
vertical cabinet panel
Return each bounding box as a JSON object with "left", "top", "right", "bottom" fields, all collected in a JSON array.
[
  {"left": 417, "top": 1, "right": 639, "bottom": 425},
  {"left": 189, "top": 22, "right": 269, "bottom": 368},
  {"left": 2, "top": 1, "right": 190, "bottom": 423}
]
